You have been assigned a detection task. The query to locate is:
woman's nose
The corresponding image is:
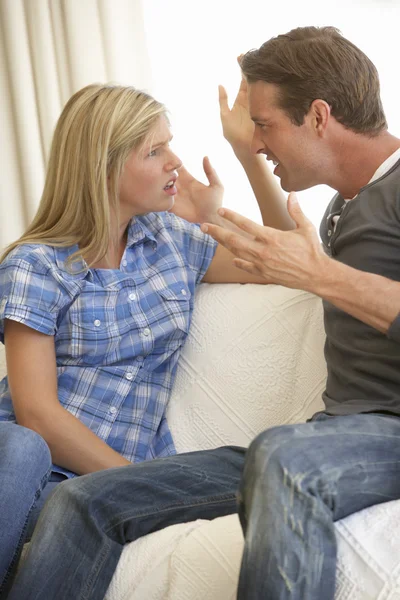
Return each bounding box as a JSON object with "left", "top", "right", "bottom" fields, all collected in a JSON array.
[{"left": 165, "top": 150, "right": 182, "bottom": 172}]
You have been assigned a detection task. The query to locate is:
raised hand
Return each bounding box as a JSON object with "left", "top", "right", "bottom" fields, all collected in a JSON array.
[
  {"left": 219, "top": 57, "right": 255, "bottom": 156},
  {"left": 170, "top": 156, "right": 224, "bottom": 224},
  {"left": 201, "top": 193, "right": 329, "bottom": 292}
]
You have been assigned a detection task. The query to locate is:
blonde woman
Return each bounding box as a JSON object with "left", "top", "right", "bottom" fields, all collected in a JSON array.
[{"left": 0, "top": 82, "right": 284, "bottom": 594}]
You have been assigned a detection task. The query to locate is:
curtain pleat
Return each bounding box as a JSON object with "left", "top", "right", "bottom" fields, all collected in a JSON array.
[{"left": 0, "top": 0, "right": 151, "bottom": 248}]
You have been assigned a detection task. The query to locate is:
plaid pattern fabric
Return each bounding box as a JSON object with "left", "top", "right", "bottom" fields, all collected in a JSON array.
[{"left": 0, "top": 212, "right": 217, "bottom": 477}]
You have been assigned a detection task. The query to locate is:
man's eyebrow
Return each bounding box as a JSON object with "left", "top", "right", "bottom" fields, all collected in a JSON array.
[{"left": 251, "top": 116, "right": 270, "bottom": 123}]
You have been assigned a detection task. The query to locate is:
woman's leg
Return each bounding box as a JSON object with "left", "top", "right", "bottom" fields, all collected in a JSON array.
[
  {"left": 0, "top": 423, "right": 51, "bottom": 598},
  {"left": 237, "top": 414, "right": 400, "bottom": 600},
  {"left": 8, "top": 445, "right": 245, "bottom": 600}
]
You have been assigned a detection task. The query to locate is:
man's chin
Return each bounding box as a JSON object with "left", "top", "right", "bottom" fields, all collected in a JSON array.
[{"left": 280, "top": 177, "right": 312, "bottom": 193}]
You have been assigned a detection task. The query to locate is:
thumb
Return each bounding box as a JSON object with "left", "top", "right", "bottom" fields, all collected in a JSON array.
[
  {"left": 203, "top": 156, "right": 223, "bottom": 188},
  {"left": 218, "top": 85, "right": 229, "bottom": 114},
  {"left": 287, "top": 192, "right": 309, "bottom": 228}
]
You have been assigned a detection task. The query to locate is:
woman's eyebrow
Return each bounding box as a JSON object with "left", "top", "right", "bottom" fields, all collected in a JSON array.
[{"left": 145, "top": 135, "right": 173, "bottom": 152}]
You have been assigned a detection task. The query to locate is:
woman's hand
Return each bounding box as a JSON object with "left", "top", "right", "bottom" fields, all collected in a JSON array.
[
  {"left": 170, "top": 156, "right": 224, "bottom": 224},
  {"left": 219, "top": 59, "right": 255, "bottom": 157}
]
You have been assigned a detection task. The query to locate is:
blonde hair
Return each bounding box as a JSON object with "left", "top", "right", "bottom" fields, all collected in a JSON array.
[{"left": 2, "top": 84, "right": 166, "bottom": 267}]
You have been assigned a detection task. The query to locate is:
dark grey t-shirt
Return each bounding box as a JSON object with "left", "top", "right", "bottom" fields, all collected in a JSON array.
[{"left": 319, "top": 158, "right": 400, "bottom": 416}]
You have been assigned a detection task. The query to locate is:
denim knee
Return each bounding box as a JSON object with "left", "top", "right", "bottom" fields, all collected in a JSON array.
[
  {"left": 0, "top": 423, "right": 51, "bottom": 480},
  {"left": 248, "top": 424, "right": 300, "bottom": 470},
  {"left": 243, "top": 423, "right": 324, "bottom": 497}
]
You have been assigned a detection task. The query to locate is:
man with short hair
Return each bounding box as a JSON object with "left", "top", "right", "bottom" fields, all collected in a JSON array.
[{"left": 8, "top": 26, "right": 400, "bottom": 600}]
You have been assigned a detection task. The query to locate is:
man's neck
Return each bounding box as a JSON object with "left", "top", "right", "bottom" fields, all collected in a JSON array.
[{"left": 331, "top": 131, "right": 400, "bottom": 199}]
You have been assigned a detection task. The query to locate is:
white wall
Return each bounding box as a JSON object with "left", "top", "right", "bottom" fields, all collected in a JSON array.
[{"left": 141, "top": 0, "right": 400, "bottom": 229}]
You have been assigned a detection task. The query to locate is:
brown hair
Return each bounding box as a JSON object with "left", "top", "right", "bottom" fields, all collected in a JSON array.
[{"left": 241, "top": 26, "right": 387, "bottom": 135}]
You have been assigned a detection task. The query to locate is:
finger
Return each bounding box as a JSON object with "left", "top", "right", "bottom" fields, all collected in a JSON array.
[
  {"left": 218, "top": 85, "right": 229, "bottom": 114},
  {"left": 203, "top": 156, "right": 223, "bottom": 188},
  {"left": 232, "top": 258, "right": 264, "bottom": 277},
  {"left": 177, "top": 164, "right": 195, "bottom": 185},
  {"left": 287, "top": 192, "right": 312, "bottom": 229},
  {"left": 215, "top": 207, "right": 272, "bottom": 240},
  {"left": 201, "top": 223, "right": 260, "bottom": 262}
]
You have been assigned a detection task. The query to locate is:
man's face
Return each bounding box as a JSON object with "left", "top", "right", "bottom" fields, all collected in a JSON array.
[{"left": 248, "top": 81, "right": 325, "bottom": 192}]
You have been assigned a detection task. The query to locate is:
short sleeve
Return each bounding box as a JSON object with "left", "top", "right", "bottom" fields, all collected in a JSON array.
[
  {"left": 164, "top": 213, "right": 218, "bottom": 284},
  {"left": 0, "top": 248, "right": 70, "bottom": 342},
  {"left": 388, "top": 312, "right": 400, "bottom": 344}
]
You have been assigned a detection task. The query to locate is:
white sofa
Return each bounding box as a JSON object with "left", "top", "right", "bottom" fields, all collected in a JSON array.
[{"left": 2, "top": 283, "right": 400, "bottom": 599}]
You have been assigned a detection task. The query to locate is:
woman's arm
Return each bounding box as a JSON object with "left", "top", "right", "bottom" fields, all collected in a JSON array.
[
  {"left": 201, "top": 243, "right": 267, "bottom": 283},
  {"left": 4, "top": 319, "right": 131, "bottom": 475}
]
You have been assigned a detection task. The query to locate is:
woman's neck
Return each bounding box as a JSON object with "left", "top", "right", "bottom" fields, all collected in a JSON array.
[{"left": 91, "top": 222, "right": 129, "bottom": 270}]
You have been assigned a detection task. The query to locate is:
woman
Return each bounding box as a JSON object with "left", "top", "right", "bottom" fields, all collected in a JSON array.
[{"left": 0, "top": 82, "right": 285, "bottom": 595}]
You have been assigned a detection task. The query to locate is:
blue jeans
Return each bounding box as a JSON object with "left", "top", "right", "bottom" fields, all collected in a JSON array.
[
  {"left": 8, "top": 414, "right": 400, "bottom": 600},
  {"left": 0, "top": 423, "right": 52, "bottom": 598}
]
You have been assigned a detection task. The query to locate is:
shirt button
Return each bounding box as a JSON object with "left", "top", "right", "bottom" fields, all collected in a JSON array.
[
  {"left": 109, "top": 406, "right": 117, "bottom": 414},
  {"left": 129, "top": 293, "right": 137, "bottom": 301},
  {"left": 122, "top": 259, "right": 127, "bottom": 267},
  {"left": 125, "top": 372, "right": 133, "bottom": 380},
  {"left": 143, "top": 328, "right": 150, "bottom": 336},
  {"left": 94, "top": 319, "right": 101, "bottom": 327},
  {"left": 327, "top": 230, "right": 332, "bottom": 237},
  {"left": 181, "top": 289, "right": 187, "bottom": 296},
  {"left": 137, "top": 356, "right": 144, "bottom": 362}
]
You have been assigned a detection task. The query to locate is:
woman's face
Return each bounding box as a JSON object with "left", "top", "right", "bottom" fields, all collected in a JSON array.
[{"left": 118, "top": 115, "right": 182, "bottom": 219}]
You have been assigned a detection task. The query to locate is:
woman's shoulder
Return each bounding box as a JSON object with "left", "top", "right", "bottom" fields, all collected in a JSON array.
[
  {"left": 3, "top": 243, "right": 55, "bottom": 268},
  {"left": 2, "top": 244, "right": 85, "bottom": 280}
]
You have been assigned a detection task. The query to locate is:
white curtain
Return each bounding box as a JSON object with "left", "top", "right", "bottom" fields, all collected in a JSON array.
[{"left": 0, "top": 0, "right": 151, "bottom": 247}]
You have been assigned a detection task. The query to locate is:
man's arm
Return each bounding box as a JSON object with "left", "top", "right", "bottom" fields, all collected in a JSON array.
[
  {"left": 218, "top": 79, "right": 294, "bottom": 231},
  {"left": 201, "top": 195, "right": 400, "bottom": 337}
]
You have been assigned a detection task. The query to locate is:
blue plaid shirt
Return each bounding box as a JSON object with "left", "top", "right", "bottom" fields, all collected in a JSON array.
[{"left": 0, "top": 212, "right": 217, "bottom": 477}]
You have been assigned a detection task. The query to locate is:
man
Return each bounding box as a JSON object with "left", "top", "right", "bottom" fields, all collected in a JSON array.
[{"left": 7, "top": 26, "right": 400, "bottom": 600}]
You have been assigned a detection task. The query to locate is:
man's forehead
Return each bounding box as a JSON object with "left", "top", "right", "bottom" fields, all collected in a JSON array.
[{"left": 248, "top": 81, "right": 281, "bottom": 118}]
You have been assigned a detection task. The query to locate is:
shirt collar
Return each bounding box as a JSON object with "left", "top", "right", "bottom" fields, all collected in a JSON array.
[
  {"left": 54, "top": 245, "right": 90, "bottom": 279},
  {"left": 126, "top": 217, "right": 158, "bottom": 250},
  {"left": 53, "top": 217, "right": 158, "bottom": 278}
]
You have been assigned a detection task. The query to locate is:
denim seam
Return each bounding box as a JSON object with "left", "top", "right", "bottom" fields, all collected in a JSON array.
[
  {"left": 104, "top": 493, "right": 238, "bottom": 535},
  {"left": 79, "top": 536, "right": 115, "bottom": 600}
]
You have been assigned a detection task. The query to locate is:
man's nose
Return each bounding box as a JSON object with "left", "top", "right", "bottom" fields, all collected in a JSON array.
[{"left": 250, "top": 129, "right": 266, "bottom": 155}]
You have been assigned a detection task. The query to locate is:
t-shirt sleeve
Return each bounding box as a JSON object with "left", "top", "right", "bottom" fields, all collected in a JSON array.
[
  {"left": 165, "top": 213, "right": 218, "bottom": 284},
  {"left": 388, "top": 312, "right": 400, "bottom": 344},
  {"left": 0, "top": 251, "right": 69, "bottom": 342}
]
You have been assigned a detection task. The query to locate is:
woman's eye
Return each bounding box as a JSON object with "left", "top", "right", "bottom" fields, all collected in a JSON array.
[{"left": 148, "top": 149, "right": 157, "bottom": 157}]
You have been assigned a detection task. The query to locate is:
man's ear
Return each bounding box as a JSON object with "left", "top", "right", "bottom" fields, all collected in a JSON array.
[{"left": 309, "top": 99, "right": 331, "bottom": 136}]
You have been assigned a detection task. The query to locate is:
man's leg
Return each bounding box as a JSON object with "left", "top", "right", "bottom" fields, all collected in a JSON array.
[
  {"left": 0, "top": 423, "right": 51, "bottom": 598},
  {"left": 237, "top": 413, "right": 400, "bottom": 600},
  {"left": 8, "top": 445, "right": 245, "bottom": 600}
]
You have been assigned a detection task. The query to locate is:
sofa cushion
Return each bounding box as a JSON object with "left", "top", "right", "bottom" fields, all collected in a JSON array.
[
  {"left": 167, "top": 283, "right": 327, "bottom": 451},
  {"left": 105, "top": 499, "right": 400, "bottom": 600}
]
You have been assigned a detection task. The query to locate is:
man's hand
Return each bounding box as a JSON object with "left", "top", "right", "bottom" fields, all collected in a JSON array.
[
  {"left": 170, "top": 156, "right": 224, "bottom": 224},
  {"left": 201, "top": 193, "right": 331, "bottom": 293},
  {"left": 219, "top": 58, "right": 255, "bottom": 156}
]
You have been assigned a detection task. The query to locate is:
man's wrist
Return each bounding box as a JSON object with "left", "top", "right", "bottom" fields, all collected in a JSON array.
[{"left": 309, "top": 254, "right": 344, "bottom": 298}]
